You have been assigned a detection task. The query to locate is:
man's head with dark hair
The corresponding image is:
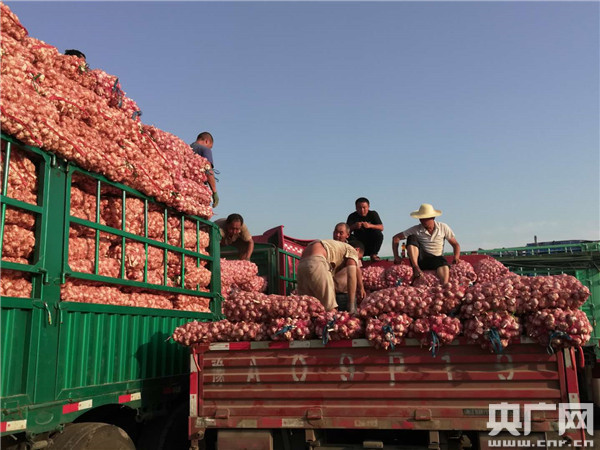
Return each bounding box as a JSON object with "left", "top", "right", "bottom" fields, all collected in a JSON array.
[
  {"left": 196, "top": 132, "right": 214, "bottom": 144},
  {"left": 348, "top": 239, "right": 365, "bottom": 257},
  {"left": 222, "top": 214, "right": 244, "bottom": 240},
  {"left": 226, "top": 213, "right": 244, "bottom": 225},
  {"left": 65, "top": 49, "right": 86, "bottom": 60},
  {"left": 355, "top": 197, "right": 371, "bottom": 217}
]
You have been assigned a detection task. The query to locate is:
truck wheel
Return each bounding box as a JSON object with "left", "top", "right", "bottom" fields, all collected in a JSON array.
[{"left": 49, "top": 423, "right": 135, "bottom": 450}]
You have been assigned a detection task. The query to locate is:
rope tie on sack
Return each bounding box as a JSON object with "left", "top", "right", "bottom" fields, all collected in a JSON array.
[
  {"left": 382, "top": 324, "right": 395, "bottom": 350},
  {"left": 546, "top": 331, "right": 572, "bottom": 355},
  {"left": 485, "top": 327, "right": 503, "bottom": 354},
  {"left": 29, "top": 73, "right": 42, "bottom": 94},
  {"left": 275, "top": 325, "right": 296, "bottom": 336},
  {"left": 322, "top": 317, "right": 337, "bottom": 345},
  {"left": 429, "top": 330, "right": 440, "bottom": 358}
]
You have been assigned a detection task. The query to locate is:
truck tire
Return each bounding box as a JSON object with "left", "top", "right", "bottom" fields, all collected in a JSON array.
[{"left": 49, "top": 423, "right": 135, "bottom": 450}]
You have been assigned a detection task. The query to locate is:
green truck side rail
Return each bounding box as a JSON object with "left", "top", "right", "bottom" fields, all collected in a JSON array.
[{"left": 1, "top": 133, "right": 222, "bottom": 438}]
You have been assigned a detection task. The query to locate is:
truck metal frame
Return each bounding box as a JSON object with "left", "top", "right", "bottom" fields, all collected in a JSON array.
[
  {"left": 1, "top": 133, "right": 223, "bottom": 447},
  {"left": 188, "top": 337, "right": 588, "bottom": 449}
]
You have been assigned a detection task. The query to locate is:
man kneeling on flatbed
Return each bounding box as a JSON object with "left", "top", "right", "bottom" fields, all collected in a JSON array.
[{"left": 297, "top": 239, "right": 364, "bottom": 313}]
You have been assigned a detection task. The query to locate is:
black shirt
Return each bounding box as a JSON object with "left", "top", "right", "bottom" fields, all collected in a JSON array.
[{"left": 346, "top": 210, "right": 383, "bottom": 228}]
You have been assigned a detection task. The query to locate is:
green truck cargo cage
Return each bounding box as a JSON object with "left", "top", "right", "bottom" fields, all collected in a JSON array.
[{"left": 0, "top": 133, "right": 223, "bottom": 443}]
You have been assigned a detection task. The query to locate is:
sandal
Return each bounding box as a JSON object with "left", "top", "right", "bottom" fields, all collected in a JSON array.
[{"left": 370, "top": 255, "right": 380, "bottom": 261}]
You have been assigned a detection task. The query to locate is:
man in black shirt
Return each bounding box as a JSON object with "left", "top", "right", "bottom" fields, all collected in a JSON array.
[{"left": 346, "top": 197, "right": 384, "bottom": 261}]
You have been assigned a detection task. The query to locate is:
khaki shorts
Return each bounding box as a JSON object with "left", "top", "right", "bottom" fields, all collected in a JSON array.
[{"left": 297, "top": 255, "right": 337, "bottom": 311}]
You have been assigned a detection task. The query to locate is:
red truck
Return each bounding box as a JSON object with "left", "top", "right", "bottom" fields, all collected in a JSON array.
[
  {"left": 188, "top": 337, "right": 586, "bottom": 450},
  {"left": 190, "top": 228, "right": 594, "bottom": 450}
]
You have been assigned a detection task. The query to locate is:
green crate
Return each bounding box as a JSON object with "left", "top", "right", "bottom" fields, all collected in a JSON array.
[{"left": 1, "top": 133, "right": 222, "bottom": 437}]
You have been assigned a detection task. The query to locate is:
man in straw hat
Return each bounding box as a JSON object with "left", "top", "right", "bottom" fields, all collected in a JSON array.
[{"left": 391, "top": 203, "right": 461, "bottom": 284}]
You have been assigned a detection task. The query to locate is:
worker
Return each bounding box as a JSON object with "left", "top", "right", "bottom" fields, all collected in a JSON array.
[
  {"left": 64, "top": 49, "right": 86, "bottom": 61},
  {"left": 190, "top": 132, "right": 218, "bottom": 207},
  {"left": 333, "top": 222, "right": 350, "bottom": 243},
  {"left": 297, "top": 239, "right": 364, "bottom": 313},
  {"left": 332, "top": 223, "right": 366, "bottom": 308},
  {"left": 346, "top": 197, "right": 384, "bottom": 261},
  {"left": 391, "top": 203, "right": 461, "bottom": 284},
  {"left": 215, "top": 213, "right": 254, "bottom": 260}
]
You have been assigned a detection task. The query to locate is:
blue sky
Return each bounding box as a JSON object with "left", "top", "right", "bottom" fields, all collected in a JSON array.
[{"left": 7, "top": 1, "right": 599, "bottom": 254}]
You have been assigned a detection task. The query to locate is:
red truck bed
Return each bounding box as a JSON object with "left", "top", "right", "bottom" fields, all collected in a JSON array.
[{"left": 188, "top": 337, "right": 586, "bottom": 447}]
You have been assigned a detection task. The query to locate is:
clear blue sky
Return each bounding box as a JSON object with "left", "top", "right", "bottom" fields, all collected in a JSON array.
[{"left": 8, "top": 1, "right": 599, "bottom": 254}]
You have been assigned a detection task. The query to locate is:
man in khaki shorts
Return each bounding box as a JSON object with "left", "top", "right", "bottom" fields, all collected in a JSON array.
[{"left": 297, "top": 239, "right": 364, "bottom": 313}]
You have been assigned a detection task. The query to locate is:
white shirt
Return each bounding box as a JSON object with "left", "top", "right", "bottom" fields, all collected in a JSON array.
[{"left": 402, "top": 222, "right": 455, "bottom": 256}]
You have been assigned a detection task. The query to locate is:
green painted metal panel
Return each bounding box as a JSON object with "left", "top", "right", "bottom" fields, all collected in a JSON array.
[
  {"left": 54, "top": 307, "right": 196, "bottom": 397},
  {"left": 1, "top": 301, "right": 33, "bottom": 401}
]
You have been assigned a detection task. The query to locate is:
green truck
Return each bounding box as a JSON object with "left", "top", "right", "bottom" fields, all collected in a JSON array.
[{"left": 1, "top": 133, "right": 223, "bottom": 449}]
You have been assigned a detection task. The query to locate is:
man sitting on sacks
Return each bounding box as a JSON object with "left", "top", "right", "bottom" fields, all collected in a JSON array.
[
  {"left": 215, "top": 213, "right": 254, "bottom": 260},
  {"left": 297, "top": 238, "right": 364, "bottom": 313},
  {"left": 391, "top": 203, "right": 461, "bottom": 285}
]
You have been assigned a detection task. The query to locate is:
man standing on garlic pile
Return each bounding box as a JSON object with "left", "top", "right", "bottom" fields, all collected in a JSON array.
[
  {"left": 297, "top": 239, "right": 364, "bottom": 313},
  {"left": 190, "top": 131, "right": 219, "bottom": 207},
  {"left": 391, "top": 203, "right": 461, "bottom": 285}
]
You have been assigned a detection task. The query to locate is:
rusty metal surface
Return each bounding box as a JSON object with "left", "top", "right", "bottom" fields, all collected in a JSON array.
[{"left": 190, "top": 340, "right": 567, "bottom": 435}]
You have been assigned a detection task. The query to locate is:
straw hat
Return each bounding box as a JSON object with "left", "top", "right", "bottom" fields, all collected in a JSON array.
[{"left": 410, "top": 203, "right": 442, "bottom": 219}]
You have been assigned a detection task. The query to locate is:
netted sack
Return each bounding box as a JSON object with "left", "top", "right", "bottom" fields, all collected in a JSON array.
[
  {"left": 173, "top": 294, "right": 210, "bottom": 313},
  {"left": 460, "top": 276, "right": 519, "bottom": 319},
  {"left": 365, "top": 312, "right": 413, "bottom": 350},
  {"left": 1, "top": 270, "right": 32, "bottom": 298},
  {"left": 361, "top": 265, "right": 386, "bottom": 291},
  {"left": 516, "top": 274, "right": 591, "bottom": 313},
  {"left": 267, "top": 317, "right": 315, "bottom": 341},
  {"left": 408, "top": 314, "right": 462, "bottom": 354},
  {"left": 382, "top": 264, "right": 413, "bottom": 288},
  {"left": 472, "top": 258, "right": 510, "bottom": 283},
  {"left": 315, "top": 311, "right": 364, "bottom": 342},
  {"left": 2, "top": 225, "right": 35, "bottom": 260},
  {"left": 526, "top": 308, "right": 592, "bottom": 350},
  {"left": 464, "top": 311, "right": 521, "bottom": 353},
  {"left": 449, "top": 260, "right": 477, "bottom": 285}
]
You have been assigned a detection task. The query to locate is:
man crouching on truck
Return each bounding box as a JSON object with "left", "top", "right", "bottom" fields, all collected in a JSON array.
[
  {"left": 215, "top": 213, "right": 254, "bottom": 260},
  {"left": 297, "top": 239, "right": 364, "bottom": 313},
  {"left": 391, "top": 203, "right": 460, "bottom": 285}
]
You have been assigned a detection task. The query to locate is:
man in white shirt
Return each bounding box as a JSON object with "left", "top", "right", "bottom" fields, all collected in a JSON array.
[{"left": 391, "top": 203, "right": 461, "bottom": 284}]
